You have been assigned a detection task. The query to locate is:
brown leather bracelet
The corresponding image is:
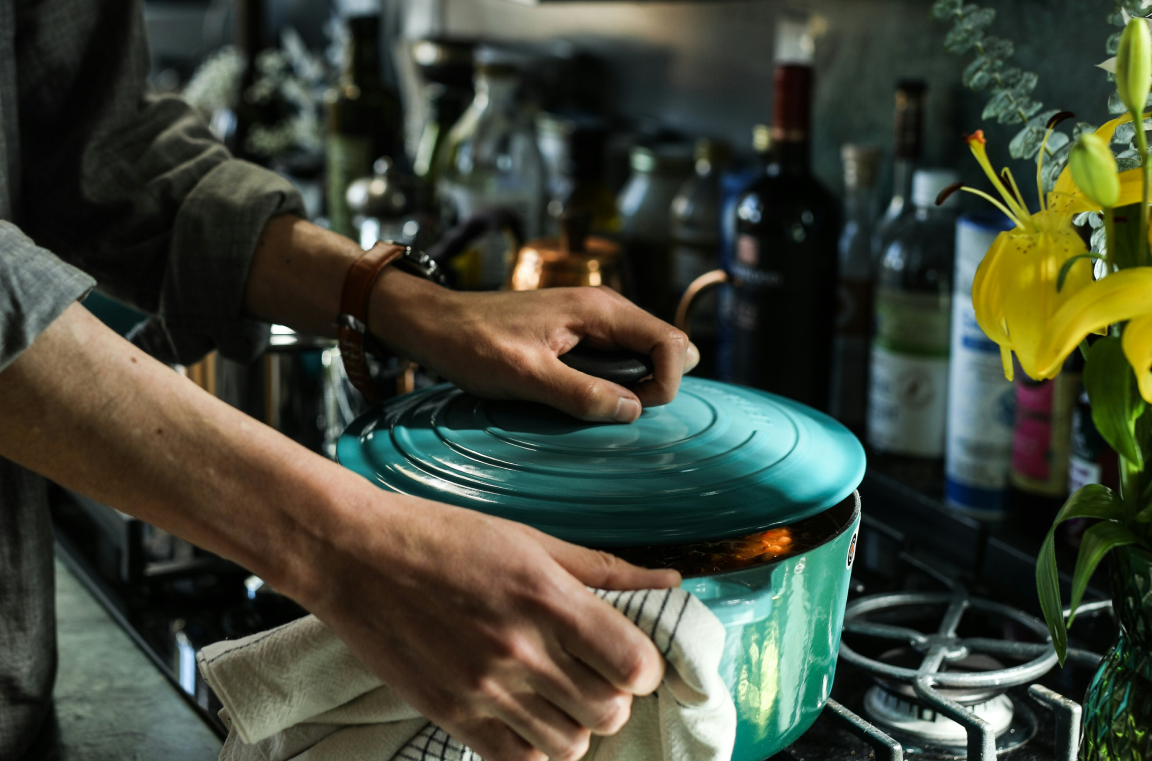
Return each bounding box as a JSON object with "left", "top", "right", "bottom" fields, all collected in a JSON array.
[{"left": 337, "top": 241, "right": 407, "bottom": 404}]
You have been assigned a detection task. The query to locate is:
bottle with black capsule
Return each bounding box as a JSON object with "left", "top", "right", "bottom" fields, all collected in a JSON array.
[{"left": 731, "top": 64, "right": 840, "bottom": 410}]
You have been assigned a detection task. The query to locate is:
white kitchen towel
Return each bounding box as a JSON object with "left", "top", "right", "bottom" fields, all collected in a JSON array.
[{"left": 197, "top": 587, "right": 736, "bottom": 761}]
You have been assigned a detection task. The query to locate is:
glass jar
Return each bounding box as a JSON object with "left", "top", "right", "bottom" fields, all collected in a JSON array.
[
  {"left": 437, "top": 47, "right": 545, "bottom": 289},
  {"left": 616, "top": 142, "right": 693, "bottom": 318}
]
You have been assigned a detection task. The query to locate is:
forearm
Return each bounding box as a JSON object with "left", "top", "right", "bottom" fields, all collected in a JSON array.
[{"left": 0, "top": 302, "right": 363, "bottom": 604}]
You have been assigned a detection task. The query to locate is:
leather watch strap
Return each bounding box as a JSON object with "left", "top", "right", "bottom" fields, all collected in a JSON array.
[{"left": 337, "top": 242, "right": 407, "bottom": 404}]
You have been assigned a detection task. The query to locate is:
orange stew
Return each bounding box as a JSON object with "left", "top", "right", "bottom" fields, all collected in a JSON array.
[{"left": 610, "top": 509, "right": 839, "bottom": 576}]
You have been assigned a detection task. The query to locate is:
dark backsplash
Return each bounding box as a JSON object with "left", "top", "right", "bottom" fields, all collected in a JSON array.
[{"left": 421, "top": 0, "right": 1114, "bottom": 195}]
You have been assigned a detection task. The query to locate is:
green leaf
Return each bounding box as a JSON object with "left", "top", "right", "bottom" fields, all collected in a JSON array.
[
  {"left": 1069, "top": 521, "right": 1141, "bottom": 623},
  {"left": 996, "top": 66, "right": 1025, "bottom": 88},
  {"left": 931, "top": 0, "right": 963, "bottom": 20},
  {"left": 961, "top": 6, "right": 996, "bottom": 29},
  {"left": 1109, "top": 30, "right": 1123, "bottom": 56},
  {"left": 945, "top": 24, "right": 985, "bottom": 54},
  {"left": 1117, "top": 156, "right": 1142, "bottom": 171},
  {"left": 1073, "top": 211, "right": 1099, "bottom": 227},
  {"left": 999, "top": 97, "right": 1043, "bottom": 125},
  {"left": 1073, "top": 122, "right": 1098, "bottom": 140},
  {"left": 1057, "top": 253, "right": 1105, "bottom": 291},
  {"left": 979, "top": 36, "right": 1014, "bottom": 61},
  {"left": 1045, "top": 131, "right": 1070, "bottom": 155},
  {"left": 1035, "top": 484, "right": 1127, "bottom": 664},
  {"left": 1009, "top": 124, "right": 1046, "bottom": 159},
  {"left": 1008, "top": 71, "right": 1039, "bottom": 98},
  {"left": 983, "top": 90, "right": 1014, "bottom": 120},
  {"left": 963, "top": 56, "right": 1003, "bottom": 91},
  {"left": 1112, "top": 201, "right": 1147, "bottom": 270},
  {"left": 1110, "top": 90, "right": 1128, "bottom": 115},
  {"left": 1084, "top": 336, "right": 1146, "bottom": 467}
]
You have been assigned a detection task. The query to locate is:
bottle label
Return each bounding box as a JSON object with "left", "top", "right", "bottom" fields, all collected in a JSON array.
[
  {"left": 1068, "top": 457, "right": 1103, "bottom": 493},
  {"left": 731, "top": 235, "right": 784, "bottom": 290},
  {"left": 868, "top": 347, "right": 950, "bottom": 456},
  {"left": 873, "top": 289, "right": 950, "bottom": 356},
  {"left": 1010, "top": 372, "right": 1079, "bottom": 496},
  {"left": 327, "top": 134, "right": 374, "bottom": 238},
  {"left": 868, "top": 289, "right": 950, "bottom": 456},
  {"left": 944, "top": 294, "right": 1015, "bottom": 512}
]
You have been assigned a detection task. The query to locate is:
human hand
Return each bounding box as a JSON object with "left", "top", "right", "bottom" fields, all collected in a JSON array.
[
  {"left": 370, "top": 278, "right": 698, "bottom": 423},
  {"left": 306, "top": 490, "right": 682, "bottom": 761}
]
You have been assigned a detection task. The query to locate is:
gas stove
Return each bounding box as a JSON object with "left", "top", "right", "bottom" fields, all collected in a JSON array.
[{"left": 49, "top": 468, "right": 1118, "bottom": 761}]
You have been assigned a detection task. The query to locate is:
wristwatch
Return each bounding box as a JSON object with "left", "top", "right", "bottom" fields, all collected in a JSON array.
[{"left": 337, "top": 241, "right": 445, "bottom": 404}]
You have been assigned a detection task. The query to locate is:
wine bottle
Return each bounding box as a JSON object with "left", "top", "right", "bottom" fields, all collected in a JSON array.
[
  {"left": 867, "top": 169, "right": 958, "bottom": 461},
  {"left": 829, "top": 144, "right": 880, "bottom": 432},
  {"left": 873, "top": 81, "right": 927, "bottom": 261},
  {"left": 325, "top": 9, "right": 404, "bottom": 238},
  {"left": 731, "top": 64, "right": 840, "bottom": 410}
]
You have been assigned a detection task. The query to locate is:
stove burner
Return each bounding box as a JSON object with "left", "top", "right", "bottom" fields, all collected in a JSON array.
[
  {"left": 839, "top": 592, "right": 1058, "bottom": 760},
  {"left": 863, "top": 649, "right": 1015, "bottom": 746},
  {"left": 863, "top": 687, "right": 1015, "bottom": 746}
]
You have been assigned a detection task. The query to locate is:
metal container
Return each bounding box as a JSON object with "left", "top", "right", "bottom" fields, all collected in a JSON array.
[
  {"left": 203, "top": 328, "right": 365, "bottom": 459},
  {"left": 509, "top": 211, "right": 624, "bottom": 292},
  {"left": 336, "top": 367, "right": 865, "bottom": 760}
]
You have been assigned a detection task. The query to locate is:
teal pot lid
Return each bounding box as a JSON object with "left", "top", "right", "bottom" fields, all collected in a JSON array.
[{"left": 337, "top": 377, "right": 866, "bottom": 547}]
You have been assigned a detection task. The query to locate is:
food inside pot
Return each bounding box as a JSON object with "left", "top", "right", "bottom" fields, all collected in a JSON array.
[{"left": 610, "top": 496, "right": 856, "bottom": 576}]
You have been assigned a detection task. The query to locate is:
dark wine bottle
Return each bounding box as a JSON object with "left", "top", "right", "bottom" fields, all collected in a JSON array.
[
  {"left": 325, "top": 12, "right": 404, "bottom": 238},
  {"left": 731, "top": 64, "right": 840, "bottom": 410}
]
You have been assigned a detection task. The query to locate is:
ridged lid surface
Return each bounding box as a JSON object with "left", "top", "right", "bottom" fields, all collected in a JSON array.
[{"left": 337, "top": 378, "right": 865, "bottom": 546}]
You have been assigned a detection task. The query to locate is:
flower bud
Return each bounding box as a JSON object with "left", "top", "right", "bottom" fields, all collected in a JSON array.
[
  {"left": 1116, "top": 17, "right": 1152, "bottom": 116},
  {"left": 1069, "top": 132, "right": 1121, "bottom": 209}
]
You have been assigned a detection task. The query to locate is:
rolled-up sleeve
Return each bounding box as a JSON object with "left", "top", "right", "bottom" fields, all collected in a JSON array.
[
  {"left": 127, "top": 159, "right": 304, "bottom": 364},
  {"left": 15, "top": 0, "right": 304, "bottom": 366},
  {"left": 0, "top": 222, "right": 95, "bottom": 373}
]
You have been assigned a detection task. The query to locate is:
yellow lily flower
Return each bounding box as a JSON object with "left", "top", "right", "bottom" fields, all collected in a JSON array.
[
  {"left": 1035, "top": 268, "right": 1152, "bottom": 380},
  {"left": 964, "top": 130, "right": 1095, "bottom": 381},
  {"left": 1123, "top": 313, "right": 1152, "bottom": 402},
  {"left": 1049, "top": 114, "right": 1144, "bottom": 215}
]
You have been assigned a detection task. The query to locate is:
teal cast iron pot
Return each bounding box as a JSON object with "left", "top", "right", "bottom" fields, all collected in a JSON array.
[
  {"left": 681, "top": 494, "right": 859, "bottom": 760},
  {"left": 337, "top": 371, "right": 865, "bottom": 761}
]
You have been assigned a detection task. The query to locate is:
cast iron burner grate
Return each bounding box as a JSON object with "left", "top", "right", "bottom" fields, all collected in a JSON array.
[{"left": 815, "top": 584, "right": 1110, "bottom": 761}]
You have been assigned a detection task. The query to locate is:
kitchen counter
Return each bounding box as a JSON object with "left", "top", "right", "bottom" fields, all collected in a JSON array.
[{"left": 21, "top": 557, "right": 223, "bottom": 761}]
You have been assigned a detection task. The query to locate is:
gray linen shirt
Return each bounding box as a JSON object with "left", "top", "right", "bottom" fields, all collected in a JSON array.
[{"left": 0, "top": 1, "right": 304, "bottom": 755}]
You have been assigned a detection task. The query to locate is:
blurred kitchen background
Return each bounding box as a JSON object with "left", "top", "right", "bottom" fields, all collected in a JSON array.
[
  {"left": 49, "top": 4, "right": 1131, "bottom": 758},
  {"left": 127, "top": 0, "right": 1120, "bottom": 518}
]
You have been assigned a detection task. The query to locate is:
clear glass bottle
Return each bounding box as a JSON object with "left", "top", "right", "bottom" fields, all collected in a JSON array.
[
  {"left": 410, "top": 39, "right": 474, "bottom": 212},
  {"left": 872, "top": 81, "right": 927, "bottom": 264},
  {"left": 829, "top": 144, "right": 880, "bottom": 433},
  {"left": 616, "top": 142, "right": 694, "bottom": 318},
  {"left": 324, "top": 8, "right": 404, "bottom": 238},
  {"left": 537, "top": 113, "right": 617, "bottom": 234},
  {"left": 670, "top": 138, "right": 731, "bottom": 377},
  {"left": 437, "top": 47, "right": 545, "bottom": 289},
  {"left": 867, "top": 168, "right": 959, "bottom": 461}
]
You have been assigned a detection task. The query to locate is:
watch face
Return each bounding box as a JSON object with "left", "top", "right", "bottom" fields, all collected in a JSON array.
[{"left": 394, "top": 246, "right": 446, "bottom": 285}]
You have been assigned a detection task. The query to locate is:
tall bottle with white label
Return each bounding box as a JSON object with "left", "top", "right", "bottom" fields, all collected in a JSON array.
[
  {"left": 830, "top": 144, "right": 880, "bottom": 434},
  {"left": 944, "top": 211, "right": 1016, "bottom": 515},
  {"left": 867, "top": 169, "right": 959, "bottom": 460}
]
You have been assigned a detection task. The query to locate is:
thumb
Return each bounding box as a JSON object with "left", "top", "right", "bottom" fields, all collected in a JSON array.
[
  {"left": 533, "top": 359, "right": 644, "bottom": 424},
  {"left": 536, "top": 532, "right": 682, "bottom": 591}
]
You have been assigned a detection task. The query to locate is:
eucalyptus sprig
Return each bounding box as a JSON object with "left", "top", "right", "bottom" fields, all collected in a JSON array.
[{"left": 931, "top": 0, "right": 1078, "bottom": 191}]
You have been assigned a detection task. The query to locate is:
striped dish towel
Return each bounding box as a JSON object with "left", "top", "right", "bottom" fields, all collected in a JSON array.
[{"left": 198, "top": 587, "right": 735, "bottom": 761}]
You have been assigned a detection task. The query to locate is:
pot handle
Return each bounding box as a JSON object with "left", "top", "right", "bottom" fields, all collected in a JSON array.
[
  {"left": 673, "top": 269, "right": 729, "bottom": 336},
  {"left": 558, "top": 343, "right": 655, "bottom": 388}
]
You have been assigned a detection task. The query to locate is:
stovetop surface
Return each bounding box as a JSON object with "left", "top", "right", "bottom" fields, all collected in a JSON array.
[{"left": 50, "top": 467, "right": 1121, "bottom": 761}]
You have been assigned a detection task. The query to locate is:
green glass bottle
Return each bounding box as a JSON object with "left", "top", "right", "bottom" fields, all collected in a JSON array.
[{"left": 325, "top": 11, "right": 403, "bottom": 238}]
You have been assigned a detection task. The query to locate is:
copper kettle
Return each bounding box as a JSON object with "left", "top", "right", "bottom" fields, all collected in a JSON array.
[{"left": 508, "top": 211, "right": 624, "bottom": 292}]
